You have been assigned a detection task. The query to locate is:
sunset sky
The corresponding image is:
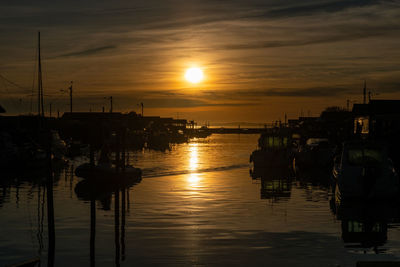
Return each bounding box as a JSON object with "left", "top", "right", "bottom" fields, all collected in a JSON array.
[{"left": 0, "top": 0, "right": 399, "bottom": 123}]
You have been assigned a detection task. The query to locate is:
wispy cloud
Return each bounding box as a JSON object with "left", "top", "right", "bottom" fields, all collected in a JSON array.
[
  {"left": 54, "top": 45, "right": 116, "bottom": 58},
  {"left": 253, "top": 0, "right": 378, "bottom": 18},
  {"left": 1, "top": 0, "right": 400, "bottom": 120}
]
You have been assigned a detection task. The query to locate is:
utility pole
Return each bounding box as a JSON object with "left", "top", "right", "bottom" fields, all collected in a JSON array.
[
  {"left": 141, "top": 102, "right": 143, "bottom": 117},
  {"left": 69, "top": 81, "right": 73, "bottom": 113},
  {"left": 49, "top": 103, "right": 52, "bottom": 118}
]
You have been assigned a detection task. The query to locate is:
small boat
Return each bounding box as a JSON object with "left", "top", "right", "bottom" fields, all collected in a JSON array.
[
  {"left": 75, "top": 176, "right": 141, "bottom": 209},
  {"left": 75, "top": 163, "right": 142, "bottom": 181},
  {"left": 333, "top": 140, "right": 400, "bottom": 202},
  {"left": 187, "top": 126, "right": 211, "bottom": 139},
  {"left": 75, "top": 143, "right": 141, "bottom": 181}
]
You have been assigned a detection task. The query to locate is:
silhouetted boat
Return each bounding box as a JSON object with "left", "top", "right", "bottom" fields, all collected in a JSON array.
[
  {"left": 75, "top": 163, "right": 142, "bottom": 181},
  {"left": 333, "top": 140, "right": 400, "bottom": 202},
  {"left": 75, "top": 177, "right": 140, "bottom": 207},
  {"left": 187, "top": 126, "right": 211, "bottom": 139},
  {"left": 250, "top": 130, "right": 293, "bottom": 169}
]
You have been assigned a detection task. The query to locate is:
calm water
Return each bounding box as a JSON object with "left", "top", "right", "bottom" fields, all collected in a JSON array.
[{"left": 1, "top": 134, "right": 400, "bottom": 266}]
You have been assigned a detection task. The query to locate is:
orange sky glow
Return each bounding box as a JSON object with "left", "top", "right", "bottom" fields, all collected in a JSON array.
[{"left": 1, "top": 1, "right": 400, "bottom": 123}]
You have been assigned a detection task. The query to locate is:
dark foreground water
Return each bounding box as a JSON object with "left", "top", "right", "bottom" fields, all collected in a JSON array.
[{"left": 1, "top": 134, "right": 400, "bottom": 266}]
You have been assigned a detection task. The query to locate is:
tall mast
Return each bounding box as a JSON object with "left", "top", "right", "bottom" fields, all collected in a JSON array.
[
  {"left": 110, "top": 96, "right": 113, "bottom": 113},
  {"left": 37, "top": 32, "right": 41, "bottom": 116},
  {"left": 38, "top": 31, "right": 44, "bottom": 117},
  {"left": 69, "top": 81, "right": 73, "bottom": 113},
  {"left": 363, "top": 80, "right": 366, "bottom": 104}
]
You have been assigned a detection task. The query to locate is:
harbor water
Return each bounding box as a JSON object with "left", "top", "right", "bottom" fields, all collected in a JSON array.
[{"left": 1, "top": 134, "right": 400, "bottom": 266}]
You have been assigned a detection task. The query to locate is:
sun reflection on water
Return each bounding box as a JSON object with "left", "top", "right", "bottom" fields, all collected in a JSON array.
[
  {"left": 188, "top": 143, "right": 201, "bottom": 187},
  {"left": 188, "top": 173, "right": 201, "bottom": 186},
  {"left": 189, "top": 143, "right": 198, "bottom": 170}
]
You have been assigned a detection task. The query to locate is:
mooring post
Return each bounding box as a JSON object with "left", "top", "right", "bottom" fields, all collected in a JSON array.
[
  {"left": 90, "top": 199, "right": 96, "bottom": 267},
  {"left": 121, "top": 128, "right": 126, "bottom": 171},
  {"left": 89, "top": 143, "right": 95, "bottom": 167}
]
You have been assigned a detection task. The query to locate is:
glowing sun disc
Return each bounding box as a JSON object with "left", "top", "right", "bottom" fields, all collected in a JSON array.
[{"left": 185, "top": 67, "right": 204, "bottom": 83}]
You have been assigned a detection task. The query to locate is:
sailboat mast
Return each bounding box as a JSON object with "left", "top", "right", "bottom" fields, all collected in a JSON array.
[
  {"left": 69, "top": 81, "right": 73, "bottom": 113},
  {"left": 363, "top": 80, "right": 366, "bottom": 105},
  {"left": 37, "top": 32, "right": 41, "bottom": 116},
  {"left": 38, "top": 31, "right": 44, "bottom": 117}
]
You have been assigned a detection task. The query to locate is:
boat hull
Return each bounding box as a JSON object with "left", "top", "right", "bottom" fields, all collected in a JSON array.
[{"left": 75, "top": 163, "right": 142, "bottom": 181}]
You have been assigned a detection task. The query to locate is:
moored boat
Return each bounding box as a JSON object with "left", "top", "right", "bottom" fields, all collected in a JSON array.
[
  {"left": 250, "top": 130, "right": 293, "bottom": 169},
  {"left": 333, "top": 140, "right": 400, "bottom": 202},
  {"left": 75, "top": 163, "right": 141, "bottom": 181}
]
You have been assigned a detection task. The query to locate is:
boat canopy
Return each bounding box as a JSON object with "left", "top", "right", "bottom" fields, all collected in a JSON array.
[{"left": 259, "top": 135, "right": 289, "bottom": 149}]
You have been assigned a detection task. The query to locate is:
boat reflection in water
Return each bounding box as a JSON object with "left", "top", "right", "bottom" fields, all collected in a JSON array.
[
  {"left": 331, "top": 199, "right": 400, "bottom": 254},
  {"left": 294, "top": 163, "right": 332, "bottom": 190},
  {"left": 74, "top": 176, "right": 141, "bottom": 266}
]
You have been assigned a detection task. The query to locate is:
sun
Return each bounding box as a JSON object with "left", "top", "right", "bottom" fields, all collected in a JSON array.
[{"left": 185, "top": 67, "right": 204, "bottom": 83}]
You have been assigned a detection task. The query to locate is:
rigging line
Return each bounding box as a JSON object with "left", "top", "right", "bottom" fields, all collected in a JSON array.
[
  {"left": 0, "top": 73, "right": 31, "bottom": 92},
  {"left": 46, "top": 89, "right": 73, "bottom": 110},
  {"left": 46, "top": 93, "right": 66, "bottom": 106},
  {"left": 0, "top": 76, "right": 31, "bottom": 113},
  {"left": 48, "top": 98, "right": 66, "bottom": 108},
  {"left": 0, "top": 78, "right": 20, "bottom": 111}
]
